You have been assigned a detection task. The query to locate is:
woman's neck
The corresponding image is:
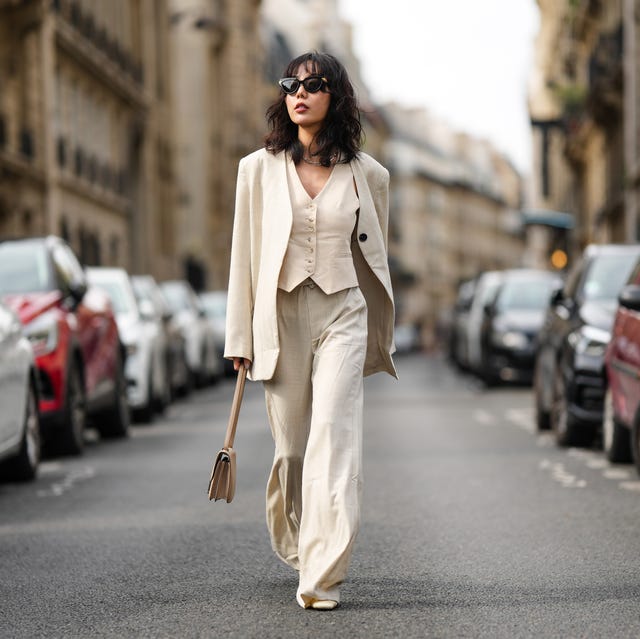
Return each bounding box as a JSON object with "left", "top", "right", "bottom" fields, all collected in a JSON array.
[{"left": 298, "top": 127, "right": 319, "bottom": 154}]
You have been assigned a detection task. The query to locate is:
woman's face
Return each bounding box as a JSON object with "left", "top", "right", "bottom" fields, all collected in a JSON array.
[{"left": 285, "top": 64, "right": 331, "bottom": 133}]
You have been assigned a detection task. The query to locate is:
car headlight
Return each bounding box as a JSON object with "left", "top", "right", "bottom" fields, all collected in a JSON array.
[
  {"left": 492, "top": 330, "right": 528, "bottom": 350},
  {"left": 568, "top": 325, "right": 610, "bottom": 357},
  {"left": 24, "top": 310, "right": 59, "bottom": 357}
]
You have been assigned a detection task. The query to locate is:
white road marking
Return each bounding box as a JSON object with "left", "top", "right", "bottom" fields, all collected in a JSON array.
[
  {"left": 619, "top": 481, "right": 640, "bottom": 492},
  {"left": 505, "top": 408, "right": 534, "bottom": 433},
  {"left": 586, "top": 458, "right": 609, "bottom": 469},
  {"left": 38, "top": 462, "right": 63, "bottom": 474},
  {"left": 603, "top": 469, "right": 632, "bottom": 480},
  {"left": 473, "top": 409, "right": 496, "bottom": 425},
  {"left": 36, "top": 466, "right": 96, "bottom": 498},
  {"left": 539, "top": 459, "right": 586, "bottom": 488}
]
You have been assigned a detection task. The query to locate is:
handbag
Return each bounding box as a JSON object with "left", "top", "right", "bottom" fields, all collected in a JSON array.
[{"left": 207, "top": 366, "right": 247, "bottom": 502}]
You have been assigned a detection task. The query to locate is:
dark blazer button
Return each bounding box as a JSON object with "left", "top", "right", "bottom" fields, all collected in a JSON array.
[{"left": 358, "top": 233, "right": 368, "bottom": 242}]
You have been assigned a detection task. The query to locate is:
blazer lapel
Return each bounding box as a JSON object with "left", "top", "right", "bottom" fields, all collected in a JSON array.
[{"left": 262, "top": 151, "right": 293, "bottom": 273}]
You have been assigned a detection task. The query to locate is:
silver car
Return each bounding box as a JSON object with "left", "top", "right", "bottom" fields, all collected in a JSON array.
[
  {"left": 160, "top": 280, "right": 221, "bottom": 386},
  {"left": 131, "top": 275, "right": 190, "bottom": 398},
  {"left": 0, "top": 301, "right": 40, "bottom": 480},
  {"left": 199, "top": 290, "right": 234, "bottom": 376},
  {"left": 87, "top": 268, "right": 171, "bottom": 422}
]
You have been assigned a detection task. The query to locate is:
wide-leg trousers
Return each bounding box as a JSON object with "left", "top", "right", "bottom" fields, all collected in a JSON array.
[{"left": 263, "top": 280, "right": 368, "bottom": 608}]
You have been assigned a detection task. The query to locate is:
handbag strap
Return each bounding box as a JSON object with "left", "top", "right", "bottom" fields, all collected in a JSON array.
[{"left": 223, "top": 366, "right": 247, "bottom": 449}]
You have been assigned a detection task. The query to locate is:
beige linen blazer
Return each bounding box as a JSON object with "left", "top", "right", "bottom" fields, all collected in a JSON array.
[{"left": 224, "top": 148, "right": 397, "bottom": 381}]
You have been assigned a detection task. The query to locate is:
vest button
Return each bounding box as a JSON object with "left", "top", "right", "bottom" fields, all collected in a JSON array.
[{"left": 358, "top": 233, "right": 368, "bottom": 242}]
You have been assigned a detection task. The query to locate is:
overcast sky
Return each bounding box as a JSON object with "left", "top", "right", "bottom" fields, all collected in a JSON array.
[{"left": 338, "top": 0, "right": 540, "bottom": 173}]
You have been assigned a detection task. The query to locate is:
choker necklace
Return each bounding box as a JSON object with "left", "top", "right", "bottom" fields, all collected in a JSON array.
[{"left": 302, "top": 153, "right": 338, "bottom": 166}]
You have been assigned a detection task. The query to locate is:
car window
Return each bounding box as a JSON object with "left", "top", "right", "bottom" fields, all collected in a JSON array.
[
  {"left": 162, "top": 284, "right": 192, "bottom": 312},
  {"left": 201, "top": 295, "right": 227, "bottom": 318},
  {"left": 496, "top": 279, "right": 555, "bottom": 311},
  {"left": 626, "top": 258, "right": 640, "bottom": 286},
  {"left": 91, "top": 279, "right": 135, "bottom": 314},
  {"left": 51, "top": 243, "right": 86, "bottom": 292},
  {"left": 0, "top": 242, "right": 54, "bottom": 294},
  {"left": 562, "top": 257, "right": 585, "bottom": 300},
  {"left": 580, "top": 253, "right": 640, "bottom": 302}
]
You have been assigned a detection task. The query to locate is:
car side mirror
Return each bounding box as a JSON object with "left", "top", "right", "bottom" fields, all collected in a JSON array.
[
  {"left": 69, "top": 280, "right": 88, "bottom": 303},
  {"left": 618, "top": 284, "right": 640, "bottom": 311},
  {"left": 550, "top": 287, "right": 564, "bottom": 306}
]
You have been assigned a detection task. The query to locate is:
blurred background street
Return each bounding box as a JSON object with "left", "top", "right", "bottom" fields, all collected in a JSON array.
[
  {"left": 3, "top": 0, "right": 640, "bottom": 636},
  {"left": 2, "top": 353, "right": 640, "bottom": 638}
]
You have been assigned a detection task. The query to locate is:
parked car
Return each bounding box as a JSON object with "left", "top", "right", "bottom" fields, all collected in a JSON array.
[
  {"left": 87, "top": 268, "right": 171, "bottom": 422},
  {"left": 602, "top": 261, "right": 640, "bottom": 472},
  {"left": 199, "top": 290, "right": 234, "bottom": 376},
  {"left": 131, "top": 275, "right": 190, "bottom": 397},
  {"left": 0, "top": 301, "right": 40, "bottom": 480},
  {"left": 0, "top": 236, "right": 129, "bottom": 454},
  {"left": 464, "top": 270, "right": 504, "bottom": 376},
  {"left": 478, "top": 269, "right": 562, "bottom": 385},
  {"left": 160, "top": 280, "right": 221, "bottom": 386},
  {"left": 533, "top": 244, "right": 640, "bottom": 447},
  {"left": 448, "top": 276, "right": 478, "bottom": 369}
]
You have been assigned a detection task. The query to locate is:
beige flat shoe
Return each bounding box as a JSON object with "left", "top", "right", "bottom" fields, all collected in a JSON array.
[{"left": 310, "top": 600, "right": 339, "bottom": 611}]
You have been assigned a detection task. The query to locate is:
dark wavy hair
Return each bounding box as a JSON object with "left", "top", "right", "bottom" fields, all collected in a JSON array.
[{"left": 264, "top": 52, "right": 363, "bottom": 166}]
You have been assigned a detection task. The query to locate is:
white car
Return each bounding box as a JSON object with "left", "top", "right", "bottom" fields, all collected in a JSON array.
[
  {"left": 199, "top": 290, "right": 234, "bottom": 376},
  {"left": 87, "top": 268, "right": 170, "bottom": 422},
  {"left": 0, "top": 301, "right": 40, "bottom": 480},
  {"left": 131, "top": 275, "right": 190, "bottom": 398},
  {"left": 465, "top": 270, "right": 504, "bottom": 374},
  {"left": 160, "top": 280, "right": 221, "bottom": 386}
]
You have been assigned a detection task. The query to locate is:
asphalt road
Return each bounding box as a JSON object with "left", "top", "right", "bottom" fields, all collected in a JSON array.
[{"left": 2, "top": 354, "right": 640, "bottom": 638}]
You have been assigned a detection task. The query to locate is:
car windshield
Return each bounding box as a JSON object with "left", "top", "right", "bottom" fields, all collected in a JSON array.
[
  {"left": 201, "top": 295, "right": 226, "bottom": 318},
  {"left": 162, "top": 284, "right": 192, "bottom": 312},
  {"left": 582, "top": 253, "right": 639, "bottom": 302},
  {"left": 0, "top": 242, "right": 54, "bottom": 295},
  {"left": 91, "top": 279, "right": 135, "bottom": 314},
  {"left": 496, "top": 279, "right": 553, "bottom": 311}
]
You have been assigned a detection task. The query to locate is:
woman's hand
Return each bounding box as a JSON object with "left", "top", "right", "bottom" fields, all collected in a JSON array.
[{"left": 232, "top": 357, "right": 251, "bottom": 371}]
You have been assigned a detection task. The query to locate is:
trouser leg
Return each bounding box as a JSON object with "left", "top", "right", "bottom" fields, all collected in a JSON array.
[
  {"left": 263, "top": 283, "right": 367, "bottom": 607},
  {"left": 263, "top": 288, "right": 312, "bottom": 570},
  {"left": 295, "top": 285, "right": 367, "bottom": 607}
]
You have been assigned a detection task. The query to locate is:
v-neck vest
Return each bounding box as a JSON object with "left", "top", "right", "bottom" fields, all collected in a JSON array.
[{"left": 278, "top": 155, "right": 360, "bottom": 294}]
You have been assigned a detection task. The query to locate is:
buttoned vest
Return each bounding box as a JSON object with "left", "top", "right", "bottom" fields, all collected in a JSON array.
[{"left": 278, "top": 155, "right": 360, "bottom": 294}]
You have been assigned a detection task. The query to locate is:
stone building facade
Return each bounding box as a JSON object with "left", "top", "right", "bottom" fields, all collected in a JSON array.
[
  {"left": 0, "top": 0, "right": 176, "bottom": 276},
  {"left": 383, "top": 104, "right": 524, "bottom": 349},
  {"left": 169, "top": 0, "right": 265, "bottom": 290},
  {"left": 529, "top": 0, "right": 637, "bottom": 258}
]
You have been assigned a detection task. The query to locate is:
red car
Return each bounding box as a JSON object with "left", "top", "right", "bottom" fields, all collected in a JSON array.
[
  {"left": 603, "top": 259, "right": 640, "bottom": 474},
  {"left": 0, "top": 236, "right": 130, "bottom": 454}
]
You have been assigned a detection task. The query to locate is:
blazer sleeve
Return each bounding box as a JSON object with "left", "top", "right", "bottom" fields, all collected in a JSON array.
[
  {"left": 224, "top": 162, "right": 254, "bottom": 362},
  {"left": 373, "top": 169, "right": 390, "bottom": 251}
]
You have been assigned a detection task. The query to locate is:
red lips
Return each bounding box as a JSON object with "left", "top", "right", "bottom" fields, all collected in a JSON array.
[{"left": 294, "top": 102, "right": 308, "bottom": 112}]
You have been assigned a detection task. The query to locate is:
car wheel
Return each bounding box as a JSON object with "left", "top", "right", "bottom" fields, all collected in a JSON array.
[
  {"left": 533, "top": 358, "right": 551, "bottom": 431},
  {"left": 632, "top": 416, "right": 640, "bottom": 477},
  {"left": 135, "top": 369, "right": 155, "bottom": 424},
  {"left": 59, "top": 361, "right": 87, "bottom": 455},
  {"left": 97, "top": 351, "right": 130, "bottom": 438},
  {"left": 603, "top": 388, "right": 632, "bottom": 463},
  {"left": 4, "top": 379, "right": 41, "bottom": 481},
  {"left": 155, "top": 366, "right": 171, "bottom": 415},
  {"left": 551, "top": 368, "right": 591, "bottom": 447}
]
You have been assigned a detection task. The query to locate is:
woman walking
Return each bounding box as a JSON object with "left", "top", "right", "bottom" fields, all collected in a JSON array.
[{"left": 224, "top": 51, "right": 397, "bottom": 610}]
